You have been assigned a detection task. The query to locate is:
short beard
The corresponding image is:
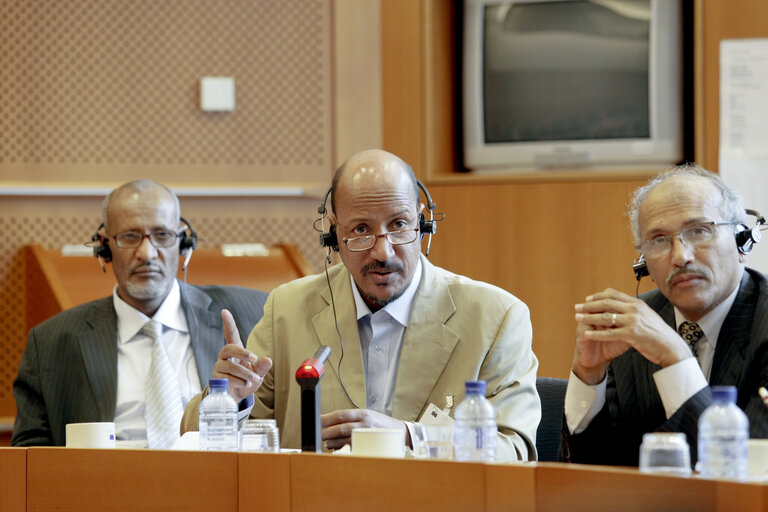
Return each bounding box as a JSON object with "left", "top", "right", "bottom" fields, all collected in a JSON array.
[
  {"left": 363, "top": 286, "right": 406, "bottom": 309},
  {"left": 124, "top": 278, "right": 172, "bottom": 302},
  {"left": 360, "top": 260, "right": 406, "bottom": 308}
]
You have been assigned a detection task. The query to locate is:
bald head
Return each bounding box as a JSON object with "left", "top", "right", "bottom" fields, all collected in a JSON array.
[
  {"left": 102, "top": 179, "right": 180, "bottom": 232},
  {"left": 330, "top": 149, "right": 419, "bottom": 216}
]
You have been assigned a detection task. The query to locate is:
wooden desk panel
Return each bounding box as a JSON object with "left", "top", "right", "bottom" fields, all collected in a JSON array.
[
  {"left": 536, "top": 463, "right": 715, "bottom": 512},
  {"left": 486, "top": 463, "right": 536, "bottom": 512},
  {"left": 715, "top": 479, "right": 768, "bottom": 512},
  {"left": 0, "top": 448, "right": 26, "bottom": 512},
  {"left": 4, "top": 448, "right": 766, "bottom": 512},
  {"left": 26, "top": 448, "right": 238, "bottom": 512},
  {"left": 289, "top": 453, "right": 487, "bottom": 512},
  {"left": 238, "top": 452, "right": 291, "bottom": 512}
]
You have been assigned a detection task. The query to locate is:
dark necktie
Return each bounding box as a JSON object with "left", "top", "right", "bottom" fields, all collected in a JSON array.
[{"left": 678, "top": 321, "right": 704, "bottom": 360}]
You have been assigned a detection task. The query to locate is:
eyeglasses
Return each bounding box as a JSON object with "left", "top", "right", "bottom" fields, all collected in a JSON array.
[
  {"left": 110, "top": 230, "right": 180, "bottom": 249},
  {"left": 636, "top": 222, "right": 733, "bottom": 258},
  {"left": 342, "top": 228, "right": 419, "bottom": 252}
]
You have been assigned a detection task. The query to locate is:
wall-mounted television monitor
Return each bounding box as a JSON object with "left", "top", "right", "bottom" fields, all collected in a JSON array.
[{"left": 462, "top": 0, "right": 683, "bottom": 172}]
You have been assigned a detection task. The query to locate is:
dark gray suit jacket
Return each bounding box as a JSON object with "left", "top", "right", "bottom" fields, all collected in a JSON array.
[
  {"left": 12, "top": 282, "right": 268, "bottom": 446},
  {"left": 561, "top": 268, "right": 768, "bottom": 466}
]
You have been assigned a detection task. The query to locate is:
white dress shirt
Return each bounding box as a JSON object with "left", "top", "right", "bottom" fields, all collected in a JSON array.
[
  {"left": 565, "top": 286, "right": 738, "bottom": 434},
  {"left": 113, "top": 280, "right": 202, "bottom": 447},
  {"left": 352, "top": 259, "right": 423, "bottom": 416}
]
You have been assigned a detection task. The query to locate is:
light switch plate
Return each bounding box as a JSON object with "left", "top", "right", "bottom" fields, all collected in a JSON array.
[{"left": 200, "top": 76, "right": 235, "bottom": 112}]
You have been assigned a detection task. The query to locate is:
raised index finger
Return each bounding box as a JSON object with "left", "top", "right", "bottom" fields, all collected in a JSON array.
[{"left": 221, "top": 309, "right": 244, "bottom": 348}]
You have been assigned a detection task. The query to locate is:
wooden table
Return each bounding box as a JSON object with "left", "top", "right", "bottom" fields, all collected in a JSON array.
[{"left": 1, "top": 448, "right": 765, "bottom": 512}]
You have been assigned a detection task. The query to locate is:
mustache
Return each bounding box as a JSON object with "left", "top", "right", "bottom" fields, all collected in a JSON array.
[
  {"left": 130, "top": 263, "right": 164, "bottom": 275},
  {"left": 362, "top": 261, "right": 404, "bottom": 275},
  {"left": 665, "top": 265, "right": 710, "bottom": 287}
]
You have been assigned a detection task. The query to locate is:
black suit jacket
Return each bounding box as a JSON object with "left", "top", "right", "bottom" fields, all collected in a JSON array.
[
  {"left": 561, "top": 268, "right": 768, "bottom": 466},
  {"left": 12, "top": 282, "right": 268, "bottom": 446}
]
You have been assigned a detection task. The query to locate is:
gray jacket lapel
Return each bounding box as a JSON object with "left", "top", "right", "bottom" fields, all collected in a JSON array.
[
  {"left": 179, "top": 282, "right": 222, "bottom": 388},
  {"left": 79, "top": 299, "right": 119, "bottom": 420}
]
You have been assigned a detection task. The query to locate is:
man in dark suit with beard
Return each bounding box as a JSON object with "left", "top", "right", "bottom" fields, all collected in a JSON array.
[{"left": 12, "top": 179, "right": 267, "bottom": 448}]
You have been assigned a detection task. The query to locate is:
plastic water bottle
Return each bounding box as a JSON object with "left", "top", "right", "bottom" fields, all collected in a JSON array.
[
  {"left": 697, "top": 385, "right": 749, "bottom": 480},
  {"left": 454, "top": 380, "right": 497, "bottom": 462},
  {"left": 199, "top": 378, "right": 239, "bottom": 451}
]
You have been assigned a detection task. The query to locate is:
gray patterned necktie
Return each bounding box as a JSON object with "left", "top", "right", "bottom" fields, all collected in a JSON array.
[
  {"left": 679, "top": 321, "right": 704, "bottom": 360},
  {"left": 142, "top": 320, "right": 184, "bottom": 449}
]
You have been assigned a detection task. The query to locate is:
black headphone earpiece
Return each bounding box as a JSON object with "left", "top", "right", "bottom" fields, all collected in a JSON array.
[
  {"left": 317, "top": 179, "right": 438, "bottom": 253},
  {"left": 178, "top": 217, "right": 198, "bottom": 254},
  {"left": 320, "top": 224, "right": 339, "bottom": 252},
  {"left": 317, "top": 188, "right": 339, "bottom": 252},
  {"left": 632, "top": 255, "right": 649, "bottom": 281},
  {"left": 734, "top": 224, "right": 757, "bottom": 255},
  {"left": 735, "top": 209, "right": 764, "bottom": 255},
  {"left": 92, "top": 223, "right": 113, "bottom": 263},
  {"left": 416, "top": 180, "right": 437, "bottom": 239}
]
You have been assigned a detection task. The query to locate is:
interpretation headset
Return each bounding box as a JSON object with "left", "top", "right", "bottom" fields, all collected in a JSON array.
[
  {"left": 632, "top": 208, "right": 765, "bottom": 281},
  {"left": 89, "top": 217, "right": 198, "bottom": 274},
  {"left": 317, "top": 179, "right": 439, "bottom": 256}
]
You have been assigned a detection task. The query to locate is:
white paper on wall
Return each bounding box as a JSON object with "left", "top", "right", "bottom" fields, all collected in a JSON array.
[{"left": 719, "top": 38, "right": 768, "bottom": 274}]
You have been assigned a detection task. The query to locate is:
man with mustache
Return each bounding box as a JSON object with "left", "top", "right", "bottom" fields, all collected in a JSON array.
[
  {"left": 182, "top": 149, "right": 541, "bottom": 461},
  {"left": 12, "top": 179, "right": 268, "bottom": 448},
  {"left": 561, "top": 165, "right": 768, "bottom": 466}
]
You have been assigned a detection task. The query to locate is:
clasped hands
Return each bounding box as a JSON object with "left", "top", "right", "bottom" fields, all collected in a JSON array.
[
  {"left": 572, "top": 288, "right": 694, "bottom": 385},
  {"left": 213, "top": 309, "right": 409, "bottom": 450}
]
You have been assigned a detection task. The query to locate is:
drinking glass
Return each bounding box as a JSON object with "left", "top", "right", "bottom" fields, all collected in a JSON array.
[
  {"left": 240, "top": 419, "right": 280, "bottom": 453},
  {"left": 412, "top": 424, "right": 455, "bottom": 460},
  {"left": 639, "top": 432, "right": 691, "bottom": 475}
]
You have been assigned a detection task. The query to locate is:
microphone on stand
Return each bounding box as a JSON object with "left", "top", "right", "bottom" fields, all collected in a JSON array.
[{"left": 295, "top": 345, "right": 331, "bottom": 452}]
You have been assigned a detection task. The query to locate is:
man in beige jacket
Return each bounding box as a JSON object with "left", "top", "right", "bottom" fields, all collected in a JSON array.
[{"left": 182, "top": 149, "right": 540, "bottom": 461}]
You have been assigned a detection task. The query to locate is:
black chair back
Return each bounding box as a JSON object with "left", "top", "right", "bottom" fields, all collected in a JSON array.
[{"left": 535, "top": 377, "right": 568, "bottom": 462}]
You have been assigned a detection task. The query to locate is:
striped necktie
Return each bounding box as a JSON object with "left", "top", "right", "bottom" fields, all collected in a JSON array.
[
  {"left": 142, "top": 320, "right": 184, "bottom": 449},
  {"left": 678, "top": 321, "right": 704, "bottom": 360}
]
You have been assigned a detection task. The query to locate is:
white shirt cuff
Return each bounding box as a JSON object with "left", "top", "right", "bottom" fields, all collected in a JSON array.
[
  {"left": 652, "top": 358, "right": 708, "bottom": 419},
  {"left": 404, "top": 421, "right": 419, "bottom": 451},
  {"left": 237, "top": 394, "right": 255, "bottom": 423},
  {"left": 564, "top": 370, "right": 606, "bottom": 435}
]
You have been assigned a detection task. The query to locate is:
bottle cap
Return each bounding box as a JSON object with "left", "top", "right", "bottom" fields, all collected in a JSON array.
[
  {"left": 209, "top": 378, "right": 229, "bottom": 391},
  {"left": 711, "top": 385, "right": 737, "bottom": 403},
  {"left": 465, "top": 380, "right": 486, "bottom": 394}
]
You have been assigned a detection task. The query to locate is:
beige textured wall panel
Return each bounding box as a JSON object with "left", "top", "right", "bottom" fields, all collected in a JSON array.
[{"left": 0, "top": 0, "right": 333, "bottom": 184}]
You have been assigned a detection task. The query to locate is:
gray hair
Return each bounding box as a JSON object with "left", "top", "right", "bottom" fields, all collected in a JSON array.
[
  {"left": 627, "top": 163, "right": 747, "bottom": 245},
  {"left": 101, "top": 179, "right": 180, "bottom": 231}
]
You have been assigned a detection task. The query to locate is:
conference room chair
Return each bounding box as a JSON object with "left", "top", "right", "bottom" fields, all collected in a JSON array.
[{"left": 535, "top": 376, "right": 568, "bottom": 462}]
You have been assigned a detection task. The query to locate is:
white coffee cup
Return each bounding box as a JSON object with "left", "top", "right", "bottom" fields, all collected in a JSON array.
[
  {"left": 747, "top": 439, "right": 768, "bottom": 477},
  {"left": 65, "top": 422, "right": 116, "bottom": 448},
  {"left": 351, "top": 427, "right": 405, "bottom": 458}
]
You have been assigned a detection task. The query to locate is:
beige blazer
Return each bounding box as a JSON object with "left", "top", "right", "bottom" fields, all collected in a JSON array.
[{"left": 184, "top": 256, "right": 540, "bottom": 461}]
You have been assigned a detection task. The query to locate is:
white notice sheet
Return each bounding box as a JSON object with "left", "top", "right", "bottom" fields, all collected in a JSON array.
[{"left": 719, "top": 39, "right": 768, "bottom": 274}]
